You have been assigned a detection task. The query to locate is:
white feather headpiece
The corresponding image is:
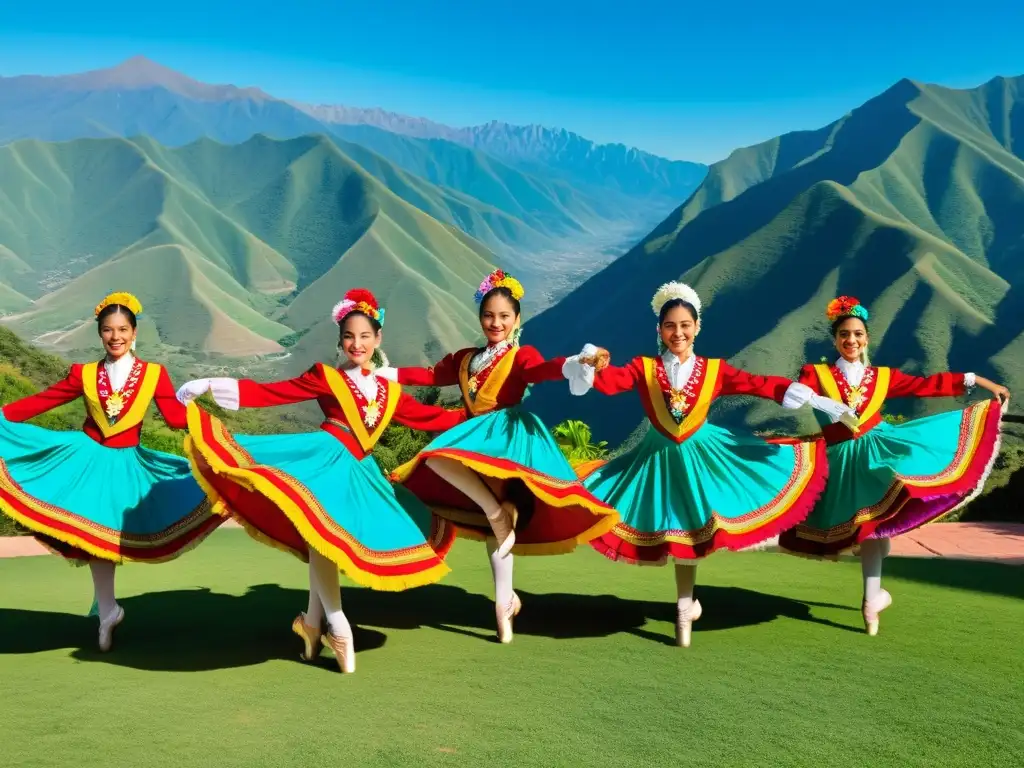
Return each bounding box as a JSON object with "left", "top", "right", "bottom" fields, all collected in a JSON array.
[{"left": 651, "top": 281, "right": 702, "bottom": 317}]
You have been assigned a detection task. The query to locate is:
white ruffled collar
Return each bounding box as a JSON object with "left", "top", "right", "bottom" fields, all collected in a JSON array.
[
  {"left": 104, "top": 353, "right": 136, "bottom": 391},
  {"left": 470, "top": 339, "right": 514, "bottom": 375}
]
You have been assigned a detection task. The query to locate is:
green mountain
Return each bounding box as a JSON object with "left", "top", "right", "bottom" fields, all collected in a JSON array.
[
  {"left": 0, "top": 133, "right": 496, "bottom": 379},
  {"left": 0, "top": 57, "right": 704, "bottom": 303},
  {"left": 526, "top": 75, "right": 1024, "bottom": 445}
]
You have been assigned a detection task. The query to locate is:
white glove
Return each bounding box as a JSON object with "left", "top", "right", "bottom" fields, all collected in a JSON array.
[
  {"left": 562, "top": 343, "right": 599, "bottom": 396},
  {"left": 176, "top": 379, "right": 211, "bottom": 405},
  {"left": 809, "top": 393, "right": 858, "bottom": 425}
]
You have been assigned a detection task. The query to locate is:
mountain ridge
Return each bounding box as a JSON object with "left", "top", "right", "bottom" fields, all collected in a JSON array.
[{"left": 523, "top": 73, "right": 1024, "bottom": 445}]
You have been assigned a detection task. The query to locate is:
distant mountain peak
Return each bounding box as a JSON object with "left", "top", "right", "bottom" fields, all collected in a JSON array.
[{"left": 1, "top": 55, "right": 272, "bottom": 102}]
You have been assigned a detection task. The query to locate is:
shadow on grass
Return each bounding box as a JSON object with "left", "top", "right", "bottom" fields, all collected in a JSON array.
[
  {"left": 0, "top": 581, "right": 862, "bottom": 669},
  {"left": 0, "top": 584, "right": 387, "bottom": 673},
  {"left": 342, "top": 582, "right": 859, "bottom": 646},
  {"left": 885, "top": 557, "right": 1024, "bottom": 601}
]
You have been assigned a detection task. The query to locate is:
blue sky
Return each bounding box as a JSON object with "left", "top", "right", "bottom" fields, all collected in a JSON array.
[{"left": 1, "top": 1, "right": 1021, "bottom": 163}]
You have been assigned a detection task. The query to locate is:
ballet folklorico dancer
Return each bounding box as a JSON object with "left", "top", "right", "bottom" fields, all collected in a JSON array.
[
  {"left": 564, "top": 281, "right": 851, "bottom": 647},
  {"left": 777, "top": 296, "right": 1008, "bottom": 635},
  {"left": 0, "top": 292, "right": 224, "bottom": 651},
  {"left": 176, "top": 289, "right": 468, "bottom": 673},
  {"left": 380, "top": 269, "right": 619, "bottom": 644}
]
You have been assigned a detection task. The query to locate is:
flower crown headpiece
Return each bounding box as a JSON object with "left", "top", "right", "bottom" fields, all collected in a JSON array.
[
  {"left": 826, "top": 296, "right": 869, "bottom": 323},
  {"left": 474, "top": 269, "right": 525, "bottom": 304},
  {"left": 95, "top": 292, "right": 143, "bottom": 318},
  {"left": 651, "top": 281, "right": 702, "bottom": 317},
  {"left": 332, "top": 288, "right": 385, "bottom": 326}
]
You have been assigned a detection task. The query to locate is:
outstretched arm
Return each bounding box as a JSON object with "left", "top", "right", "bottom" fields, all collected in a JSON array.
[
  {"left": 888, "top": 369, "right": 1009, "bottom": 404},
  {"left": 517, "top": 344, "right": 606, "bottom": 386},
  {"left": 564, "top": 350, "right": 643, "bottom": 397},
  {"left": 377, "top": 352, "right": 463, "bottom": 388},
  {"left": 722, "top": 362, "right": 856, "bottom": 424},
  {"left": 177, "top": 366, "right": 325, "bottom": 411},
  {"left": 394, "top": 393, "right": 468, "bottom": 432},
  {"left": 153, "top": 368, "right": 188, "bottom": 429},
  {"left": 2, "top": 366, "right": 83, "bottom": 422},
  {"left": 718, "top": 362, "right": 794, "bottom": 402}
]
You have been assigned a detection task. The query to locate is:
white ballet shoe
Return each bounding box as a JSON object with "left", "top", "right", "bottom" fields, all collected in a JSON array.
[
  {"left": 675, "top": 599, "right": 702, "bottom": 648},
  {"left": 487, "top": 501, "right": 517, "bottom": 558},
  {"left": 98, "top": 605, "right": 124, "bottom": 653},
  {"left": 862, "top": 589, "right": 892, "bottom": 636},
  {"left": 291, "top": 613, "right": 323, "bottom": 662},
  {"left": 322, "top": 631, "right": 356, "bottom": 673},
  {"left": 496, "top": 591, "right": 522, "bottom": 644}
]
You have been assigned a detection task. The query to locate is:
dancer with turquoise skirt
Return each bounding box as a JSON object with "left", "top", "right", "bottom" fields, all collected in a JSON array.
[
  {"left": 777, "top": 296, "right": 1008, "bottom": 635},
  {"left": 564, "top": 282, "right": 850, "bottom": 647},
  {"left": 0, "top": 292, "right": 225, "bottom": 652},
  {"left": 382, "top": 269, "right": 618, "bottom": 644},
  {"left": 176, "top": 289, "right": 467, "bottom": 673}
]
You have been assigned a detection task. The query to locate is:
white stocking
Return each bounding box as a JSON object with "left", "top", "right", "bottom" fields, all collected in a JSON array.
[
  {"left": 304, "top": 559, "right": 325, "bottom": 628},
  {"left": 486, "top": 539, "right": 515, "bottom": 610},
  {"left": 860, "top": 538, "right": 889, "bottom": 603},
  {"left": 308, "top": 550, "right": 351, "bottom": 637},
  {"left": 674, "top": 563, "right": 696, "bottom": 613},
  {"left": 89, "top": 560, "right": 117, "bottom": 620},
  {"left": 426, "top": 457, "right": 501, "bottom": 517}
]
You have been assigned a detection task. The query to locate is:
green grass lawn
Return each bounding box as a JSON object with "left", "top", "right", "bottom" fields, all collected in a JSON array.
[{"left": 1, "top": 529, "right": 1022, "bottom": 767}]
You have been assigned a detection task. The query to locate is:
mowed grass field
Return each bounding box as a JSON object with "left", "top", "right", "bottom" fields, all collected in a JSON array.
[{"left": 1, "top": 529, "right": 1021, "bottom": 767}]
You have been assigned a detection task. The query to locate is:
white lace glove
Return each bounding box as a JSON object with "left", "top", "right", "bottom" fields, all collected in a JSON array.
[
  {"left": 562, "top": 343, "right": 599, "bottom": 396},
  {"left": 176, "top": 379, "right": 211, "bottom": 405}
]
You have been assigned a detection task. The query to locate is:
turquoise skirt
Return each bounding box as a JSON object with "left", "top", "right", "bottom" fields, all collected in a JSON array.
[
  {"left": 779, "top": 400, "right": 1002, "bottom": 556},
  {"left": 579, "top": 421, "right": 827, "bottom": 564},
  {"left": 391, "top": 406, "right": 619, "bottom": 555},
  {"left": 185, "top": 406, "right": 452, "bottom": 590},
  {"left": 0, "top": 414, "right": 221, "bottom": 563}
]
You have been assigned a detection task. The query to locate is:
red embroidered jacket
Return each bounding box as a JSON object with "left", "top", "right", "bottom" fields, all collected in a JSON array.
[
  {"left": 393, "top": 345, "right": 566, "bottom": 416},
  {"left": 234, "top": 362, "right": 467, "bottom": 459},
  {"left": 1, "top": 359, "right": 185, "bottom": 448},
  {"left": 591, "top": 355, "right": 795, "bottom": 443},
  {"left": 797, "top": 363, "right": 966, "bottom": 443}
]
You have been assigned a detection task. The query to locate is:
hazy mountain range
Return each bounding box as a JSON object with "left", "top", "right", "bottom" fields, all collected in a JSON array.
[{"left": 0, "top": 57, "right": 706, "bottom": 309}]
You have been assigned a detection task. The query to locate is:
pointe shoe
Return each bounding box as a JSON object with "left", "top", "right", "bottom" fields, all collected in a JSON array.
[
  {"left": 675, "top": 599, "right": 702, "bottom": 648},
  {"left": 291, "top": 613, "right": 323, "bottom": 662},
  {"left": 322, "top": 631, "right": 356, "bottom": 673},
  {"left": 496, "top": 591, "right": 523, "bottom": 644},
  {"left": 98, "top": 605, "right": 125, "bottom": 653},
  {"left": 862, "top": 590, "right": 892, "bottom": 636},
  {"left": 487, "top": 501, "right": 518, "bottom": 558}
]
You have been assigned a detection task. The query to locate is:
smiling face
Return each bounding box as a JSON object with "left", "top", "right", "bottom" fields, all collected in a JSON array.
[
  {"left": 479, "top": 292, "right": 519, "bottom": 346},
  {"left": 833, "top": 316, "right": 869, "bottom": 362},
  {"left": 659, "top": 303, "right": 700, "bottom": 358},
  {"left": 98, "top": 309, "right": 137, "bottom": 361},
  {"left": 339, "top": 313, "right": 381, "bottom": 368}
]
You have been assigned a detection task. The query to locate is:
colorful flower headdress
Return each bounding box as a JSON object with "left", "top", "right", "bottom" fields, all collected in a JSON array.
[
  {"left": 651, "top": 281, "right": 702, "bottom": 317},
  {"left": 95, "top": 292, "right": 143, "bottom": 318},
  {"left": 332, "top": 288, "right": 385, "bottom": 326},
  {"left": 474, "top": 269, "right": 525, "bottom": 304},
  {"left": 826, "top": 296, "right": 869, "bottom": 323}
]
